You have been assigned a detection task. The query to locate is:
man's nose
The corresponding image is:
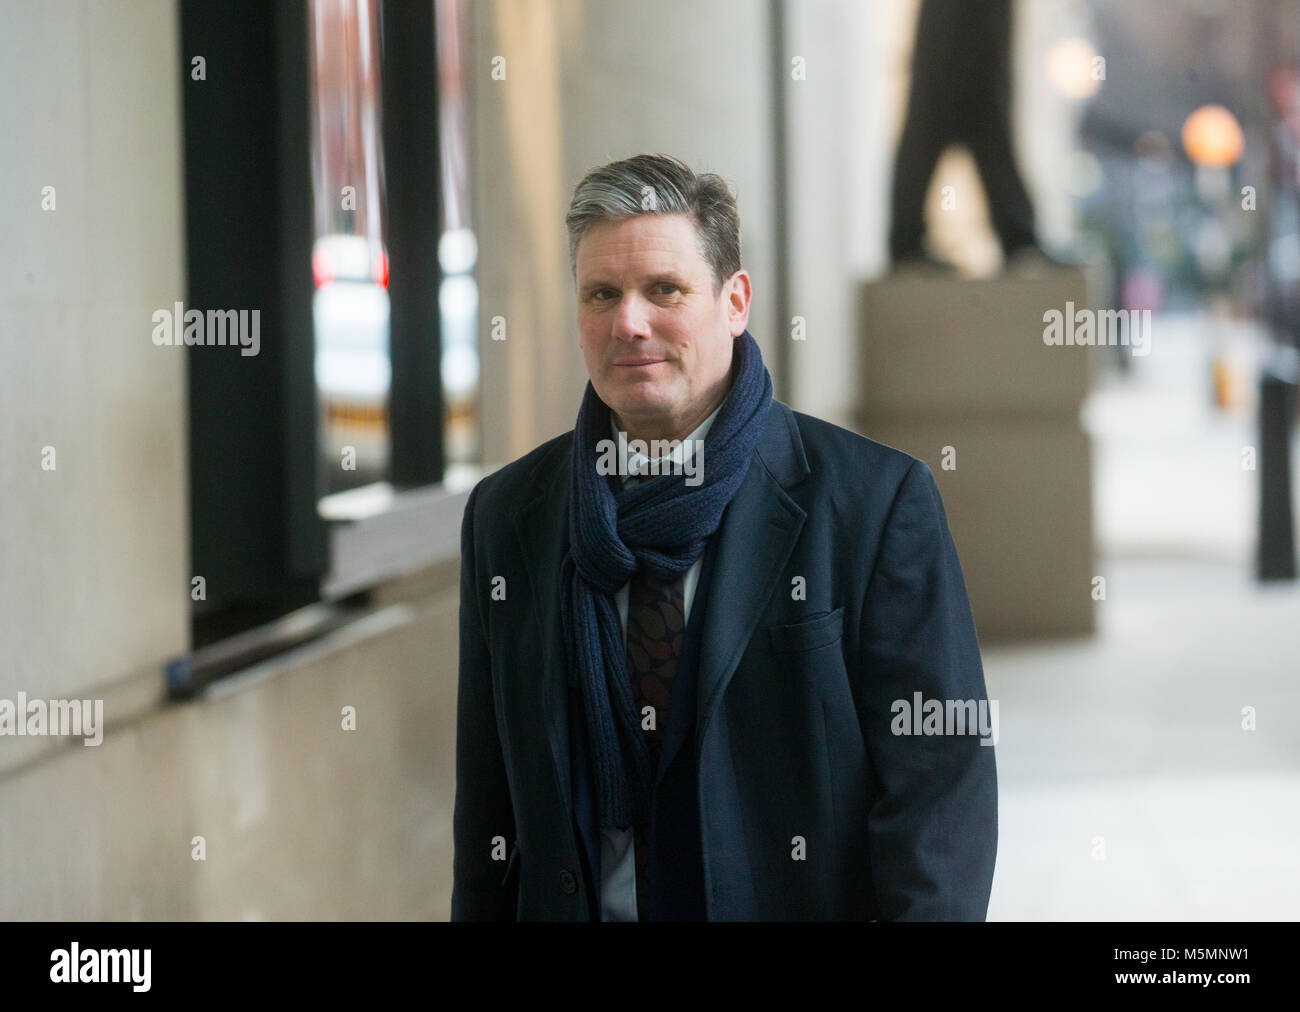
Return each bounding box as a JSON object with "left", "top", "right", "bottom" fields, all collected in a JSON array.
[{"left": 610, "top": 292, "right": 652, "bottom": 341}]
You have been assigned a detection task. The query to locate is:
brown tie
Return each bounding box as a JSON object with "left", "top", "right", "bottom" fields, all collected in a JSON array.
[{"left": 624, "top": 475, "right": 687, "bottom": 920}]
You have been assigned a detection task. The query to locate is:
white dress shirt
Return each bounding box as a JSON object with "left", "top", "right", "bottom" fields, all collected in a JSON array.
[{"left": 599, "top": 402, "right": 721, "bottom": 921}]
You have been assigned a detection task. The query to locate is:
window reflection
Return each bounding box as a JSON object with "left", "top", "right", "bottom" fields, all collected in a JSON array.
[{"left": 308, "top": 0, "right": 391, "bottom": 493}]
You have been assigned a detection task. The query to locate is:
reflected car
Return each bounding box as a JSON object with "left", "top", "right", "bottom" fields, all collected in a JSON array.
[{"left": 312, "top": 234, "right": 390, "bottom": 489}]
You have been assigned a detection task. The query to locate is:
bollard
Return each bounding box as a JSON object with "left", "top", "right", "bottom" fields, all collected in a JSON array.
[{"left": 1257, "top": 345, "right": 1299, "bottom": 581}]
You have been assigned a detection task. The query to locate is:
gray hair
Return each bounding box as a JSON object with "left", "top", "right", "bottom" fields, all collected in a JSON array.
[{"left": 565, "top": 153, "right": 741, "bottom": 294}]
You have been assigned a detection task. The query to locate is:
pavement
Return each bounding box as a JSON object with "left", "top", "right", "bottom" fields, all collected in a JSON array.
[{"left": 985, "top": 311, "right": 1300, "bottom": 919}]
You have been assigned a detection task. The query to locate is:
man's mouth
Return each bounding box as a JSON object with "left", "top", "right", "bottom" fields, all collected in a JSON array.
[{"left": 613, "top": 358, "right": 664, "bottom": 367}]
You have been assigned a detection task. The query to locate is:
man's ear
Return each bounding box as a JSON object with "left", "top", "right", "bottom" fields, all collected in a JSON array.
[{"left": 726, "top": 269, "right": 752, "bottom": 337}]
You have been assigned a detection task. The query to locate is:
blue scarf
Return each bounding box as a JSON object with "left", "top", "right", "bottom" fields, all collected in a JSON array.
[{"left": 561, "top": 329, "right": 774, "bottom": 830}]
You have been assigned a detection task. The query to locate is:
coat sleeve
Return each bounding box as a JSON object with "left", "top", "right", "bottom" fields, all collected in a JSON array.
[
  {"left": 858, "top": 458, "right": 998, "bottom": 920},
  {"left": 450, "top": 482, "right": 520, "bottom": 921}
]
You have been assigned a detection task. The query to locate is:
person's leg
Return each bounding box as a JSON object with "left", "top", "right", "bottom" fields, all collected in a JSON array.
[
  {"left": 958, "top": 0, "right": 1039, "bottom": 254},
  {"left": 888, "top": 109, "right": 951, "bottom": 261},
  {"left": 888, "top": 0, "right": 964, "bottom": 262}
]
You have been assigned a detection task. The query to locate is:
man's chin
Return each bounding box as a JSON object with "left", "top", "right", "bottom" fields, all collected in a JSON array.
[{"left": 606, "top": 392, "right": 674, "bottom": 428}]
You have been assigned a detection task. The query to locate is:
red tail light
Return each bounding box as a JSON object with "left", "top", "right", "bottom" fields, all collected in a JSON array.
[
  {"left": 375, "top": 250, "right": 389, "bottom": 289},
  {"left": 312, "top": 249, "right": 334, "bottom": 288}
]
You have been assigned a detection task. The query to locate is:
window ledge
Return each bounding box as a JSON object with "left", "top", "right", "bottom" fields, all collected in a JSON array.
[{"left": 319, "top": 464, "right": 495, "bottom": 599}]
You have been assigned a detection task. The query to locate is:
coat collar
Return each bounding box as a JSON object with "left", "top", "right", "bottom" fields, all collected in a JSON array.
[{"left": 512, "top": 398, "right": 811, "bottom": 819}]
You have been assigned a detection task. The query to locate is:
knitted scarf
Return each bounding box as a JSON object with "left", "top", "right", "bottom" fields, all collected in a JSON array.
[{"left": 561, "top": 329, "right": 774, "bottom": 830}]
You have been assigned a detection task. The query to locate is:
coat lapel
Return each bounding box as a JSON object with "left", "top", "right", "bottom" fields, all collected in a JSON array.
[{"left": 694, "top": 401, "right": 810, "bottom": 741}]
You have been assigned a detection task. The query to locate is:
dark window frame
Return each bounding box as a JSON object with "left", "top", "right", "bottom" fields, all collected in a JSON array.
[{"left": 176, "top": 0, "right": 445, "bottom": 690}]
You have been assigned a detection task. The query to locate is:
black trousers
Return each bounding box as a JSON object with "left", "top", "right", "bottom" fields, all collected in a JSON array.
[{"left": 888, "top": 0, "right": 1037, "bottom": 260}]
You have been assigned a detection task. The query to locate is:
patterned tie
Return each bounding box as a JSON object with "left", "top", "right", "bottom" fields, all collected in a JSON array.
[{"left": 624, "top": 474, "right": 687, "bottom": 921}]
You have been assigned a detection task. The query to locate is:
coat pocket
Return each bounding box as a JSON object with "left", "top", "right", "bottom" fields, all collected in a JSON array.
[{"left": 766, "top": 606, "right": 845, "bottom": 653}]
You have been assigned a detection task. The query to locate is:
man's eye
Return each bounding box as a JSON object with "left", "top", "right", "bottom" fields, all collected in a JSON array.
[
  {"left": 592, "top": 289, "right": 615, "bottom": 302},
  {"left": 655, "top": 283, "right": 677, "bottom": 295}
]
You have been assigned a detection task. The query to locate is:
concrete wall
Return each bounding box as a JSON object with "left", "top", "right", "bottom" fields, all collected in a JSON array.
[
  {"left": 0, "top": 0, "right": 190, "bottom": 770},
  {"left": 782, "top": 0, "right": 884, "bottom": 429},
  {"left": 0, "top": 577, "right": 459, "bottom": 920}
]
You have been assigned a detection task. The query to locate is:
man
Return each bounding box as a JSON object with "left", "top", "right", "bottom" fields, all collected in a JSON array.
[{"left": 453, "top": 153, "right": 997, "bottom": 921}]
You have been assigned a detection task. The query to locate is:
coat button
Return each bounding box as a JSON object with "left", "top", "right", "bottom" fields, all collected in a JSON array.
[{"left": 558, "top": 869, "right": 577, "bottom": 894}]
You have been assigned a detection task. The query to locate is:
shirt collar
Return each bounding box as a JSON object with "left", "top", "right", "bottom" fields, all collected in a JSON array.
[{"left": 609, "top": 402, "right": 722, "bottom": 485}]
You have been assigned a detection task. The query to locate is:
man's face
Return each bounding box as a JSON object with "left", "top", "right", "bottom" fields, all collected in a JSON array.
[{"left": 575, "top": 212, "right": 750, "bottom": 441}]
